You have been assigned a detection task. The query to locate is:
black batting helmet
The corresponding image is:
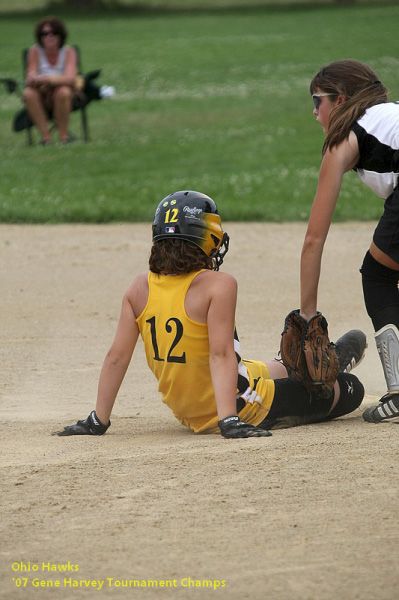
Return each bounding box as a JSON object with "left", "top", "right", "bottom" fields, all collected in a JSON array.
[{"left": 152, "top": 190, "right": 229, "bottom": 269}]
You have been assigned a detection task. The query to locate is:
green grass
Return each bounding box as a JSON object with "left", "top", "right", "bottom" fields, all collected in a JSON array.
[
  {"left": 1, "top": 3, "right": 399, "bottom": 222},
  {"left": 1, "top": 1, "right": 390, "bottom": 14}
]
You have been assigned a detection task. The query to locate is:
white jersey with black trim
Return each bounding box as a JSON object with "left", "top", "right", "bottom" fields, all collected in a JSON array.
[{"left": 351, "top": 102, "right": 399, "bottom": 199}]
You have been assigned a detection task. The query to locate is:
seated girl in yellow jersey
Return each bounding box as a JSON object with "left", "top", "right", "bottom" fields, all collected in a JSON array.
[{"left": 56, "top": 190, "right": 366, "bottom": 439}]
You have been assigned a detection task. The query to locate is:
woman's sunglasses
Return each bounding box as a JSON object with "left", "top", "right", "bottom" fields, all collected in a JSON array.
[
  {"left": 312, "top": 93, "right": 336, "bottom": 110},
  {"left": 40, "top": 30, "right": 56, "bottom": 38}
]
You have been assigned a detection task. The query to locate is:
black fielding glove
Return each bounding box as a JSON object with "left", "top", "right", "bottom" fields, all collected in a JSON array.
[
  {"left": 55, "top": 410, "right": 110, "bottom": 436},
  {"left": 218, "top": 415, "right": 272, "bottom": 439}
]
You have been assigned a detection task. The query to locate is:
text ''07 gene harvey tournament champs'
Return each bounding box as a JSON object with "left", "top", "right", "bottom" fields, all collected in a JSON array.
[{"left": 11, "top": 561, "right": 227, "bottom": 591}]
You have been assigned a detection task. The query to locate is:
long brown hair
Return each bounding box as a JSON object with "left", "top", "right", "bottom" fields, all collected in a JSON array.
[
  {"left": 149, "top": 239, "right": 214, "bottom": 274},
  {"left": 310, "top": 60, "right": 388, "bottom": 154}
]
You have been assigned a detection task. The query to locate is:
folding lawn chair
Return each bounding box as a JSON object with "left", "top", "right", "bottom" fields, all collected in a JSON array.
[{"left": 0, "top": 45, "right": 104, "bottom": 145}]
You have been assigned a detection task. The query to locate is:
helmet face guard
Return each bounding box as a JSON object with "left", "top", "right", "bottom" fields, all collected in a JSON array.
[
  {"left": 152, "top": 190, "right": 229, "bottom": 270},
  {"left": 214, "top": 232, "right": 229, "bottom": 271}
]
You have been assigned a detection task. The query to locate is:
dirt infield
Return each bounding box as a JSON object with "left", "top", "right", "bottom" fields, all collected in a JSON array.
[{"left": 1, "top": 223, "right": 398, "bottom": 600}]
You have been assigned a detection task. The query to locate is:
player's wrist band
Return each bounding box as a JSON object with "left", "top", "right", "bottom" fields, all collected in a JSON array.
[
  {"left": 89, "top": 410, "right": 110, "bottom": 434},
  {"left": 218, "top": 415, "right": 241, "bottom": 432}
]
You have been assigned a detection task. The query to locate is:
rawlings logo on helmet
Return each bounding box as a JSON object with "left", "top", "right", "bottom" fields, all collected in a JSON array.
[{"left": 183, "top": 206, "right": 202, "bottom": 214}]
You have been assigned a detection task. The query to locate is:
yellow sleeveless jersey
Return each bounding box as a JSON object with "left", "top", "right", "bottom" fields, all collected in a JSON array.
[{"left": 136, "top": 271, "right": 275, "bottom": 433}]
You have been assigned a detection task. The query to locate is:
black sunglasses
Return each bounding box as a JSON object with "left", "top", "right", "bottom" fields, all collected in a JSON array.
[
  {"left": 40, "top": 30, "right": 56, "bottom": 38},
  {"left": 312, "top": 93, "right": 336, "bottom": 110}
]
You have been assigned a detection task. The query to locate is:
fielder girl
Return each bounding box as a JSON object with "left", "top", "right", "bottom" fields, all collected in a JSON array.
[
  {"left": 300, "top": 59, "right": 399, "bottom": 423},
  {"left": 57, "top": 191, "right": 364, "bottom": 439}
]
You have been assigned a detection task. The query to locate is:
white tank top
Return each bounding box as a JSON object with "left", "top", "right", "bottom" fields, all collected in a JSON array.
[{"left": 37, "top": 44, "right": 67, "bottom": 75}]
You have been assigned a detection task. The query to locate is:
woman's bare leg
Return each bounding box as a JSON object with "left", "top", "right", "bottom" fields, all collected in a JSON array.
[
  {"left": 23, "top": 86, "right": 51, "bottom": 143},
  {"left": 53, "top": 85, "right": 73, "bottom": 141}
]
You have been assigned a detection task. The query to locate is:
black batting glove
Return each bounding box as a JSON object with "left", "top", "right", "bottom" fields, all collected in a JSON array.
[
  {"left": 218, "top": 415, "right": 272, "bottom": 439},
  {"left": 55, "top": 410, "right": 110, "bottom": 436}
]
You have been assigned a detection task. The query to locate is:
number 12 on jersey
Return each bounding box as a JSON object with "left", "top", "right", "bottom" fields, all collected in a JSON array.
[{"left": 146, "top": 316, "right": 186, "bottom": 363}]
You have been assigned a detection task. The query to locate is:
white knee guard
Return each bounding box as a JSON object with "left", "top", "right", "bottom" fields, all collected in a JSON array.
[{"left": 375, "top": 324, "right": 399, "bottom": 392}]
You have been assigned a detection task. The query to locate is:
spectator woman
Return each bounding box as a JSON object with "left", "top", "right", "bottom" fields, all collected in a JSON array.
[{"left": 23, "top": 16, "right": 78, "bottom": 144}]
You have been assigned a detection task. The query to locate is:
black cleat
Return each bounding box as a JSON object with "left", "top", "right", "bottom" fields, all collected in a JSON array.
[
  {"left": 362, "top": 392, "right": 399, "bottom": 423},
  {"left": 334, "top": 330, "right": 367, "bottom": 373}
]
